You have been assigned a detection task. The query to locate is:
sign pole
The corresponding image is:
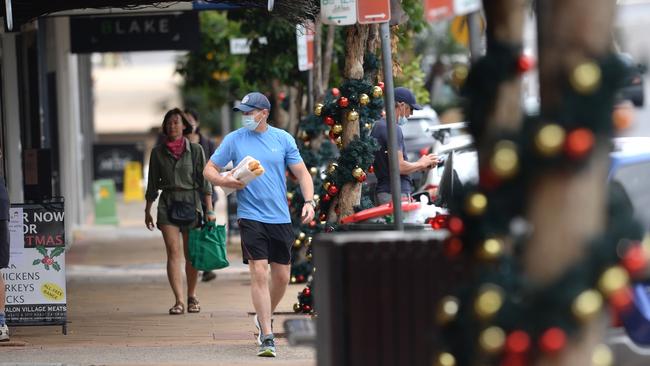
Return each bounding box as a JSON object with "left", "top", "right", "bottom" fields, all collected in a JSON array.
[
  {"left": 5, "top": 0, "right": 13, "bottom": 31},
  {"left": 379, "top": 22, "right": 403, "bottom": 230}
]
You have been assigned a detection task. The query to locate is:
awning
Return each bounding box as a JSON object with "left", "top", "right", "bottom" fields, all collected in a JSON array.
[{"left": 3, "top": 0, "right": 317, "bottom": 28}]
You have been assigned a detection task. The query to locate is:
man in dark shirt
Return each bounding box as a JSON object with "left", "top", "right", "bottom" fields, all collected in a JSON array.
[{"left": 371, "top": 87, "right": 438, "bottom": 204}]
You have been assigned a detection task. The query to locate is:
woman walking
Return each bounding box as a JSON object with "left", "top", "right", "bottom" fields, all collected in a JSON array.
[{"left": 145, "top": 108, "right": 215, "bottom": 315}]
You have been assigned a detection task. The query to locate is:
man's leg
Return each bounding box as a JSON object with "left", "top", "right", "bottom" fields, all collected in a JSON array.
[
  {"left": 269, "top": 262, "right": 290, "bottom": 313},
  {"left": 249, "top": 259, "right": 272, "bottom": 335}
]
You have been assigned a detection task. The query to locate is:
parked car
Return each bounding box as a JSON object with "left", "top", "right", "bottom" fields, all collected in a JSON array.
[
  {"left": 403, "top": 106, "right": 441, "bottom": 163},
  {"left": 618, "top": 53, "right": 646, "bottom": 107}
]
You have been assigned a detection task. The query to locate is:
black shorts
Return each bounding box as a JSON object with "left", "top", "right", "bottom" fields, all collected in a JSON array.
[
  {"left": 0, "top": 220, "right": 9, "bottom": 269},
  {"left": 239, "top": 218, "right": 294, "bottom": 265}
]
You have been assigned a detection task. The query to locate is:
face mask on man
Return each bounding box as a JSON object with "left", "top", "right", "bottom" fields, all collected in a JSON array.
[
  {"left": 243, "top": 111, "right": 262, "bottom": 131},
  {"left": 397, "top": 104, "right": 408, "bottom": 126}
]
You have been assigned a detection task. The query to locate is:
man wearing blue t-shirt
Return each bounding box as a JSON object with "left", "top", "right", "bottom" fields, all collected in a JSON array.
[{"left": 203, "top": 92, "right": 314, "bottom": 358}]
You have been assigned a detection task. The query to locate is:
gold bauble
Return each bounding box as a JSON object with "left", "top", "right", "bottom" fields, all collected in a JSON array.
[
  {"left": 478, "top": 238, "right": 504, "bottom": 261},
  {"left": 297, "top": 130, "right": 309, "bottom": 141},
  {"left": 535, "top": 124, "right": 566, "bottom": 157},
  {"left": 323, "top": 181, "right": 331, "bottom": 190},
  {"left": 465, "top": 193, "right": 488, "bottom": 216},
  {"left": 313, "top": 194, "right": 320, "bottom": 202},
  {"left": 293, "top": 303, "right": 302, "bottom": 312},
  {"left": 598, "top": 266, "right": 630, "bottom": 297},
  {"left": 474, "top": 285, "right": 503, "bottom": 320},
  {"left": 360, "top": 94, "right": 370, "bottom": 106},
  {"left": 314, "top": 103, "right": 324, "bottom": 116},
  {"left": 479, "top": 326, "right": 506, "bottom": 354},
  {"left": 332, "top": 124, "right": 343, "bottom": 135},
  {"left": 592, "top": 344, "right": 614, "bottom": 366},
  {"left": 310, "top": 167, "right": 319, "bottom": 176},
  {"left": 434, "top": 352, "right": 456, "bottom": 366},
  {"left": 348, "top": 110, "right": 360, "bottom": 123},
  {"left": 335, "top": 136, "right": 343, "bottom": 148},
  {"left": 290, "top": 276, "right": 297, "bottom": 283},
  {"left": 287, "top": 192, "right": 294, "bottom": 200},
  {"left": 491, "top": 140, "right": 519, "bottom": 179},
  {"left": 352, "top": 167, "right": 364, "bottom": 179},
  {"left": 570, "top": 61, "right": 602, "bottom": 94},
  {"left": 451, "top": 64, "right": 469, "bottom": 87},
  {"left": 572, "top": 289, "right": 603, "bottom": 323},
  {"left": 327, "top": 162, "right": 338, "bottom": 174},
  {"left": 299, "top": 232, "right": 306, "bottom": 240},
  {"left": 307, "top": 253, "right": 313, "bottom": 261},
  {"left": 436, "top": 296, "right": 460, "bottom": 325},
  {"left": 372, "top": 86, "right": 383, "bottom": 98},
  {"left": 307, "top": 236, "right": 313, "bottom": 244},
  {"left": 294, "top": 239, "right": 302, "bottom": 247},
  {"left": 206, "top": 52, "right": 215, "bottom": 61}
]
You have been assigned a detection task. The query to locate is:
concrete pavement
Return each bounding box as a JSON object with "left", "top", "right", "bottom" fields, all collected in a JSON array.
[{"left": 1, "top": 193, "right": 315, "bottom": 365}]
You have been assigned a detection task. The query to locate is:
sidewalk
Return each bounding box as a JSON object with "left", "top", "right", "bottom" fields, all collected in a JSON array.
[{"left": 1, "top": 193, "right": 315, "bottom": 365}]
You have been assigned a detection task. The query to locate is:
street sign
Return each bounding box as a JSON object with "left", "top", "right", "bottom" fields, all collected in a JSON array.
[
  {"left": 425, "top": 0, "right": 454, "bottom": 22},
  {"left": 229, "top": 37, "right": 268, "bottom": 55},
  {"left": 321, "top": 0, "right": 357, "bottom": 26},
  {"left": 454, "top": 0, "right": 481, "bottom": 16},
  {"left": 192, "top": 0, "right": 240, "bottom": 10},
  {"left": 296, "top": 22, "right": 315, "bottom": 71},
  {"left": 70, "top": 12, "right": 200, "bottom": 53},
  {"left": 357, "top": 0, "right": 391, "bottom": 24}
]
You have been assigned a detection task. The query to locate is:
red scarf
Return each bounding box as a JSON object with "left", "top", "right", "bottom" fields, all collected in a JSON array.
[{"left": 165, "top": 138, "right": 185, "bottom": 160}]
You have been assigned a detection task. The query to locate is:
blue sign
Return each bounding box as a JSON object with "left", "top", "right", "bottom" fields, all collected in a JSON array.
[{"left": 192, "top": 1, "right": 243, "bottom": 10}]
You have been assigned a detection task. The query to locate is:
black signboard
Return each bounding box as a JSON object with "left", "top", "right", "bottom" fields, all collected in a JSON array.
[
  {"left": 93, "top": 143, "right": 144, "bottom": 191},
  {"left": 70, "top": 12, "right": 200, "bottom": 53}
]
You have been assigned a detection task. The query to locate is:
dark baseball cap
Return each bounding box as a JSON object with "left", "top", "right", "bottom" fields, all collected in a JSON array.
[
  {"left": 233, "top": 92, "right": 271, "bottom": 112},
  {"left": 394, "top": 87, "right": 422, "bottom": 110}
]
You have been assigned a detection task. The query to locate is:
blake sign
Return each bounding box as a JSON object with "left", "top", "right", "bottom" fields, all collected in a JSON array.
[{"left": 70, "top": 12, "right": 200, "bottom": 53}]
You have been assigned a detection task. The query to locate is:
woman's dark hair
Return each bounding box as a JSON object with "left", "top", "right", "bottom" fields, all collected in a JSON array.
[
  {"left": 161, "top": 108, "right": 192, "bottom": 136},
  {"left": 184, "top": 108, "right": 199, "bottom": 123}
]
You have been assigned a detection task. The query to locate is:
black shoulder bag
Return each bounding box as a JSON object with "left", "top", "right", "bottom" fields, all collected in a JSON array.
[{"left": 167, "top": 145, "right": 199, "bottom": 226}]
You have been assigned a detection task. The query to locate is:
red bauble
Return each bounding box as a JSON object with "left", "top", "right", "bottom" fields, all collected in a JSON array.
[
  {"left": 324, "top": 116, "right": 336, "bottom": 126},
  {"left": 610, "top": 287, "right": 634, "bottom": 312},
  {"left": 309, "top": 220, "right": 317, "bottom": 228},
  {"left": 378, "top": 81, "right": 385, "bottom": 90},
  {"left": 517, "top": 54, "right": 536, "bottom": 73},
  {"left": 319, "top": 213, "right": 327, "bottom": 221},
  {"left": 447, "top": 216, "right": 464, "bottom": 235},
  {"left": 302, "top": 304, "right": 312, "bottom": 312},
  {"left": 444, "top": 238, "right": 463, "bottom": 258},
  {"left": 296, "top": 274, "right": 305, "bottom": 282},
  {"left": 368, "top": 165, "right": 375, "bottom": 173},
  {"left": 303, "top": 287, "right": 311, "bottom": 296},
  {"left": 323, "top": 194, "right": 331, "bottom": 202},
  {"left": 565, "top": 128, "right": 594, "bottom": 160},
  {"left": 623, "top": 245, "right": 648, "bottom": 275},
  {"left": 506, "top": 330, "right": 531, "bottom": 354},
  {"left": 327, "top": 185, "right": 339, "bottom": 196},
  {"left": 501, "top": 354, "right": 527, "bottom": 366},
  {"left": 332, "top": 88, "right": 340, "bottom": 97},
  {"left": 539, "top": 327, "right": 566, "bottom": 354},
  {"left": 338, "top": 97, "right": 349, "bottom": 108}
]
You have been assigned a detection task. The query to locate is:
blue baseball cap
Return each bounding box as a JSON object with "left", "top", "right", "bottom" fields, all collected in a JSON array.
[
  {"left": 394, "top": 87, "right": 422, "bottom": 110},
  {"left": 233, "top": 92, "right": 271, "bottom": 112}
]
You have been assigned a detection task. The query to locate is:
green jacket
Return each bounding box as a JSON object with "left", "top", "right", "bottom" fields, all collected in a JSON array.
[{"left": 146, "top": 138, "right": 212, "bottom": 209}]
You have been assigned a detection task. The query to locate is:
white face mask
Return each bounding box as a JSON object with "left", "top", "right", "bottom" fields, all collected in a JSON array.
[
  {"left": 398, "top": 116, "right": 408, "bottom": 126},
  {"left": 243, "top": 112, "right": 261, "bottom": 131}
]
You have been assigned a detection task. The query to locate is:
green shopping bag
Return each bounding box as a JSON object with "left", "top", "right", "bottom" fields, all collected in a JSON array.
[{"left": 189, "top": 221, "right": 229, "bottom": 271}]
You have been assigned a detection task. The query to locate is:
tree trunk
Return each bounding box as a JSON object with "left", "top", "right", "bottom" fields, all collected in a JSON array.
[
  {"left": 288, "top": 84, "right": 301, "bottom": 136},
  {"left": 322, "top": 24, "right": 336, "bottom": 91},
  {"left": 525, "top": 1, "right": 616, "bottom": 364},
  {"left": 271, "top": 79, "right": 289, "bottom": 129},
  {"left": 313, "top": 19, "right": 324, "bottom": 103},
  {"left": 329, "top": 24, "right": 371, "bottom": 221}
]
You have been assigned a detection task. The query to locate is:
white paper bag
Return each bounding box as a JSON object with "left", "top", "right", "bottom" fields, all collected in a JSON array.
[{"left": 220, "top": 156, "right": 264, "bottom": 196}]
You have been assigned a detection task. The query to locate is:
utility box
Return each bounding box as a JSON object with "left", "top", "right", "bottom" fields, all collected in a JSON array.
[{"left": 313, "top": 230, "right": 461, "bottom": 366}]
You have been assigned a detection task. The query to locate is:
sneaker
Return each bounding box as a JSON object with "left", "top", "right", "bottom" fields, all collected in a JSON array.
[
  {"left": 201, "top": 271, "right": 217, "bottom": 282},
  {"left": 257, "top": 335, "right": 276, "bottom": 357},
  {"left": 254, "top": 314, "right": 274, "bottom": 345},
  {"left": 0, "top": 324, "right": 9, "bottom": 342}
]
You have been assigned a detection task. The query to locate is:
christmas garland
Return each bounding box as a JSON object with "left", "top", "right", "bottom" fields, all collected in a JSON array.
[{"left": 433, "top": 41, "right": 646, "bottom": 365}]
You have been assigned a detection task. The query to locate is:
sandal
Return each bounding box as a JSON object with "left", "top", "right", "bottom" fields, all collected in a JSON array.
[
  {"left": 169, "top": 302, "right": 185, "bottom": 315},
  {"left": 188, "top": 296, "right": 201, "bottom": 313}
]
